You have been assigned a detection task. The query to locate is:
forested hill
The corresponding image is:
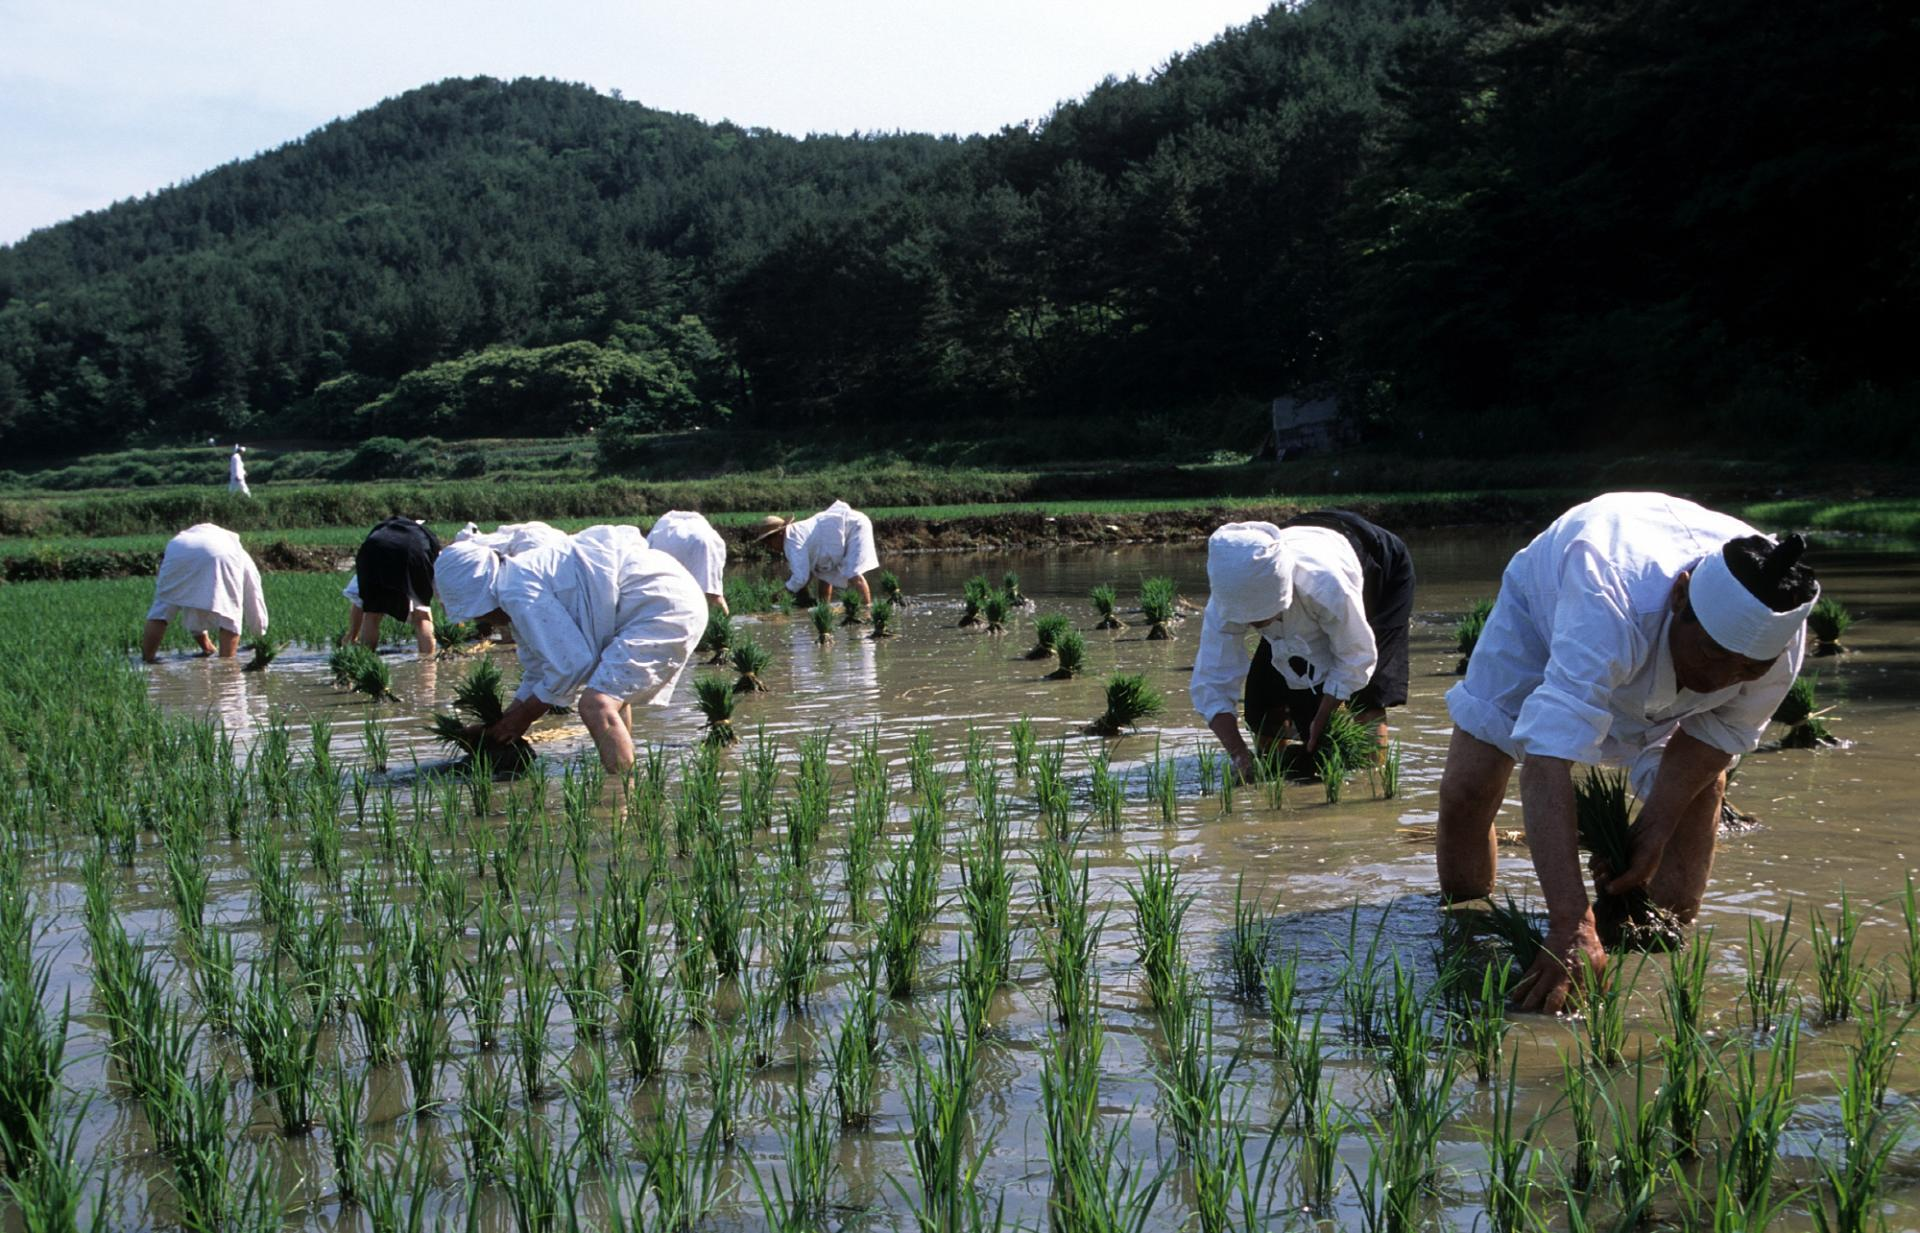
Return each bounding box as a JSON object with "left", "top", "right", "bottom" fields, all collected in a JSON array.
[{"left": 2, "top": 0, "right": 1914, "bottom": 461}]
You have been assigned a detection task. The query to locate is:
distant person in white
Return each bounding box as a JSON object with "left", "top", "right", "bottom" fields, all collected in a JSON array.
[
  {"left": 227, "top": 445, "right": 250, "bottom": 497},
  {"left": 646, "top": 510, "right": 730, "bottom": 612},
  {"left": 1435, "top": 492, "right": 1818, "bottom": 1014},
  {"left": 755, "top": 500, "right": 879, "bottom": 608},
  {"left": 433, "top": 525, "right": 708, "bottom": 773},
  {"left": 142, "top": 523, "right": 268, "bottom": 662}
]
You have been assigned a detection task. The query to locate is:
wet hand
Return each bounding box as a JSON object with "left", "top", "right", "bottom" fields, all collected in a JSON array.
[
  {"left": 1230, "top": 749, "right": 1259, "bottom": 784},
  {"left": 1305, "top": 712, "right": 1328, "bottom": 754},
  {"left": 1510, "top": 916, "right": 1605, "bottom": 1015}
]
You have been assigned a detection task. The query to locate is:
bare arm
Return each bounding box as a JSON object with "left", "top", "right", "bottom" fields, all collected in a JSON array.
[
  {"left": 486, "top": 696, "right": 551, "bottom": 746},
  {"left": 1207, "top": 712, "right": 1258, "bottom": 781},
  {"left": 1607, "top": 728, "right": 1733, "bottom": 894},
  {"left": 1513, "top": 755, "right": 1605, "bottom": 1014}
]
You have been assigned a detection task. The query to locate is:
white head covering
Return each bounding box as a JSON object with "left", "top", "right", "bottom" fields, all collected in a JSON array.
[
  {"left": 434, "top": 540, "right": 503, "bottom": 623},
  {"left": 1689, "top": 541, "right": 1819, "bottom": 660},
  {"left": 1206, "top": 521, "right": 1294, "bottom": 624}
]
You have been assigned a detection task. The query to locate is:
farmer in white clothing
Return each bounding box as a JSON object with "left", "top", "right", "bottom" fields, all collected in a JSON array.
[
  {"left": 453, "top": 521, "right": 571, "bottom": 556},
  {"left": 647, "top": 510, "right": 730, "bottom": 612},
  {"left": 142, "top": 523, "right": 269, "bottom": 662},
  {"left": 1435, "top": 492, "right": 1818, "bottom": 1014},
  {"left": 755, "top": 500, "right": 879, "bottom": 608},
  {"left": 434, "top": 525, "right": 708, "bottom": 773},
  {"left": 227, "top": 446, "right": 250, "bottom": 497},
  {"left": 1192, "top": 511, "right": 1415, "bottom": 782}
]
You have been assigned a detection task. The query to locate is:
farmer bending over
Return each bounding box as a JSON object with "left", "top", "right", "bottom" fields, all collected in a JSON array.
[
  {"left": 141, "top": 523, "right": 268, "bottom": 662},
  {"left": 647, "top": 509, "right": 731, "bottom": 613},
  {"left": 1192, "top": 512, "right": 1415, "bottom": 782},
  {"left": 1435, "top": 492, "right": 1817, "bottom": 1014},
  {"left": 433, "top": 525, "right": 708, "bottom": 773},
  {"left": 755, "top": 500, "right": 879, "bottom": 608},
  {"left": 344, "top": 516, "right": 441, "bottom": 654}
]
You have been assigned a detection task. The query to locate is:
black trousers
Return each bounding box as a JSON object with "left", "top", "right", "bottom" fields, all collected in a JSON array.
[{"left": 1244, "top": 510, "right": 1415, "bottom": 744}]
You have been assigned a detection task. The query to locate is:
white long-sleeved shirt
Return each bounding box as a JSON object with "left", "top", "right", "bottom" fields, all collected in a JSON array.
[
  {"left": 1190, "top": 524, "right": 1376, "bottom": 720},
  {"left": 646, "top": 510, "right": 727, "bottom": 597},
  {"left": 150, "top": 523, "right": 269, "bottom": 634},
  {"left": 1447, "top": 492, "right": 1802, "bottom": 766},
  {"left": 496, "top": 525, "right": 707, "bottom": 707},
  {"left": 784, "top": 500, "right": 879, "bottom": 592}
]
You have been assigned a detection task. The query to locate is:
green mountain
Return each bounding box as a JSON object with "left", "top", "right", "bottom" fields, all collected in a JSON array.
[{"left": 1, "top": 0, "right": 1912, "bottom": 460}]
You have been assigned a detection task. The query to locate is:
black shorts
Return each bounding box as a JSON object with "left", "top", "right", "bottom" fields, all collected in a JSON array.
[
  {"left": 355, "top": 517, "right": 442, "bottom": 623},
  {"left": 1244, "top": 510, "right": 1415, "bottom": 743}
]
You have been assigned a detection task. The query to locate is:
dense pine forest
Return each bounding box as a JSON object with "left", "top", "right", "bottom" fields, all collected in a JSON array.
[{"left": 0, "top": 0, "right": 1912, "bottom": 463}]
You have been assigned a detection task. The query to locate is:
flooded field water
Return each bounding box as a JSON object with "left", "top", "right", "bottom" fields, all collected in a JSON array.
[{"left": 35, "top": 531, "right": 1920, "bottom": 1229}]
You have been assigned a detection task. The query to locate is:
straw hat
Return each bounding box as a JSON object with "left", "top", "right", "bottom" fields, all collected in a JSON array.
[{"left": 752, "top": 514, "right": 792, "bottom": 543}]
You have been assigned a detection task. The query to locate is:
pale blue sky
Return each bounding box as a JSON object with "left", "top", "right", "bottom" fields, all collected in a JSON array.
[{"left": 0, "top": 0, "right": 1278, "bottom": 245}]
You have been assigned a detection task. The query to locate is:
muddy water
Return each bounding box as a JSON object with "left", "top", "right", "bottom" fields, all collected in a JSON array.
[{"left": 116, "top": 531, "right": 1920, "bottom": 1230}]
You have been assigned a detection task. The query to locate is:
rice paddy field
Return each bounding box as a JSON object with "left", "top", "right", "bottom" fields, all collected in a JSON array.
[{"left": 1, "top": 530, "right": 1917, "bottom": 1232}]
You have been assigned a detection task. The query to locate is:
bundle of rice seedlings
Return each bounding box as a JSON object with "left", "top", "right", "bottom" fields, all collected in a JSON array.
[
  {"left": 1085, "top": 672, "right": 1163, "bottom": 737},
  {"left": 958, "top": 577, "right": 991, "bottom": 628},
  {"left": 438, "top": 620, "right": 480, "bottom": 649},
  {"left": 732, "top": 634, "right": 772, "bottom": 693},
  {"left": 1048, "top": 630, "right": 1087, "bottom": 680},
  {"left": 1455, "top": 598, "right": 1494, "bottom": 674},
  {"left": 981, "top": 591, "right": 1011, "bottom": 635},
  {"left": 1575, "top": 768, "right": 1680, "bottom": 951},
  {"left": 1139, "top": 577, "right": 1178, "bottom": 639},
  {"left": 1317, "top": 706, "right": 1379, "bottom": 774},
  {"left": 1026, "top": 613, "right": 1072, "bottom": 660},
  {"left": 810, "top": 604, "right": 835, "bottom": 645},
  {"left": 1456, "top": 897, "right": 1547, "bottom": 966},
  {"left": 241, "top": 634, "right": 285, "bottom": 673},
  {"left": 1002, "top": 572, "right": 1029, "bottom": 607},
  {"left": 840, "top": 593, "right": 866, "bottom": 627},
  {"left": 1773, "top": 674, "right": 1837, "bottom": 748},
  {"left": 697, "top": 606, "right": 734, "bottom": 664},
  {"left": 1090, "top": 584, "right": 1124, "bottom": 630},
  {"left": 329, "top": 644, "right": 397, "bottom": 702},
  {"left": 695, "top": 676, "right": 740, "bottom": 747},
  {"left": 429, "top": 660, "right": 534, "bottom": 772},
  {"left": 879, "top": 571, "right": 907, "bottom": 607},
  {"left": 1807, "top": 596, "right": 1853, "bottom": 656},
  {"left": 869, "top": 599, "right": 896, "bottom": 638}
]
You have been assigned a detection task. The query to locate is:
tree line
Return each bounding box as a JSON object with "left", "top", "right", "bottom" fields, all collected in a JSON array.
[{"left": 0, "top": 0, "right": 1912, "bottom": 461}]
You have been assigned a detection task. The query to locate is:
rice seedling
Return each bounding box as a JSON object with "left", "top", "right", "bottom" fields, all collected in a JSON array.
[
  {"left": 1482, "top": 1051, "right": 1542, "bottom": 1233},
  {"left": 1661, "top": 936, "right": 1712, "bottom": 1042},
  {"left": 901, "top": 999, "right": 991, "bottom": 1231},
  {"left": 1811, "top": 891, "right": 1865, "bottom": 1022},
  {"left": 1138, "top": 576, "right": 1178, "bottom": 639},
  {"left": 697, "top": 603, "right": 734, "bottom": 663},
  {"left": 1351, "top": 1045, "right": 1457, "bottom": 1233},
  {"left": 1851, "top": 980, "right": 1910, "bottom": 1109},
  {"left": 1043, "top": 628, "right": 1090, "bottom": 682},
  {"left": 361, "top": 711, "right": 390, "bottom": 773},
  {"left": 502, "top": 1120, "right": 574, "bottom": 1233},
  {"left": 1455, "top": 597, "right": 1495, "bottom": 673},
  {"left": 1086, "top": 746, "right": 1123, "bottom": 832},
  {"left": 731, "top": 633, "right": 772, "bottom": 692},
  {"left": 869, "top": 597, "right": 896, "bottom": 637},
  {"left": 703, "top": 1014, "right": 744, "bottom": 1144},
  {"left": 1578, "top": 953, "right": 1631, "bottom": 1068},
  {"left": 1381, "top": 956, "right": 1439, "bottom": 1116},
  {"left": 879, "top": 570, "right": 907, "bottom": 606},
  {"left": 1723, "top": 1017, "right": 1798, "bottom": 1205},
  {"left": 0, "top": 959, "right": 67, "bottom": 1178},
  {"left": 159, "top": 1069, "right": 239, "bottom": 1233},
  {"left": 514, "top": 951, "right": 558, "bottom": 1098},
  {"left": 634, "top": 1094, "right": 731, "bottom": 1230},
  {"left": 1808, "top": 595, "right": 1854, "bottom": 655},
  {"left": 620, "top": 942, "right": 683, "bottom": 1083},
  {"left": 1809, "top": 1053, "right": 1901, "bottom": 1233},
  {"left": 322, "top": 1066, "right": 369, "bottom": 1203},
  {"left": 1037, "top": 851, "right": 1104, "bottom": 1033},
  {"left": 461, "top": 1058, "right": 512, "bottom": 1181},
  {"left": 683, "top": 673, "right": 740, "bottom": 749},
  {"left": 1002, "top": 571, "right": 1027, "bottom": 606},
  {"left": 958, "top": 575, "right": 991, "bottom": 627},
  {"left": 1261, "top": 950, "right": 1300, "bottom": 1059},
  {"left": 980, "top": 588, "right": 1011, "bottom": 635},
  {"left": 1557, "top": 1047, "right": 1601, "bottom": 1191},
  {"left": 809, "top": 601, "right": 835, "bottom": 644},
  {"left": 837, "top": 591, "right": 866, "bottom": 628},
  {"left": 1227, "top": 875, "right": 1270, "bottom": 1001},
  {"left": 330, "top": 642, "right": 398, "bottom": 702},
  {"left": 1127, "top": 855, "right": 1193, "bottom": 1010},
  {"left": 1742, "top": 907, "right": 1798, "bottom": 1033},
  {"left": 1338, "top": 908, "right": 1389, "bottom": 1046},
  {"left": 752, "top": 1061, "right": 841, "bottom": 1231},
  {"left": 1456, "top": 958, "right": 1514, "bottom": 1083},
  {"left": 1601, "top": 1053, "right": 1670, "bottom": 1218},
  {"left": 1027, "top": 613, "right": 1072, "bottom": 660},
  {"left": 360, "top": 1138, "right": 433, "bottom": 1233},
  {"left": 240, "top": 632, "right": 284, "bottom": 671},
  {"left": 1660, "top": 1022, "right": 1715, "bottom": 1157},
  {"left": 1900, "top": 876, "right": 1920, "bottom": 1007},
  {"left": 1086, "top": 672, "right": 1163, "bottom": 737},
  {"left": 832, "top": 951, "right": 885, "bottom": 1127},
  {"left": 1153, "top": 986, "right": 1237, "bottom": 1157},
  {"left": 1773, "top": 673, "right": 1837, "bottom": 748},
  {"left": 1089, "top": 583, "right": 1124, "bottom": 630},
  {"left": 1291, "top": 1019, "right": 1345, "bottom": 1213},
  {"left": 769, "top": 889, "right": 833, "bottom": 1013},
  {"left": 239, "top": 961, "right": 328, "bottom": 1134},
  {"left": 0, "top": 1100, "right": 106, "bottom": 1233}
]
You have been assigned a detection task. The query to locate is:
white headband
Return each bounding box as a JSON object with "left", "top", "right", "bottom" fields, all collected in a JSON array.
[
  {"left": 1690, "top": 545, "right": 1818, "bottom": 660},
  {"left": 434, "top": 540, "right": 503, "bottom": 624},
  {"left": 1206, "top": 522, "right": 1294, "bottom": 625}
]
